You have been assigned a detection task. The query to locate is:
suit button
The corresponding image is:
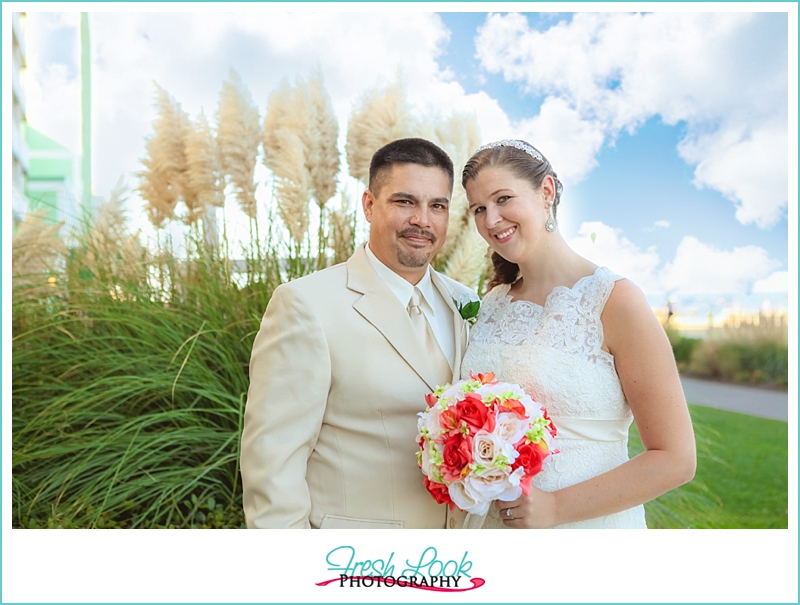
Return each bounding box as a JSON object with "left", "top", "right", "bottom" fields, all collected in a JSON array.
[{"left": 449, "top": 518, "right": 456, "bottom": 529}]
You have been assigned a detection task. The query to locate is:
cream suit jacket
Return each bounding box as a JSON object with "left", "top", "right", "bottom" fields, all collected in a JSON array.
[{"left": 241, "top": 244, "right": 476, "bottom": 529}]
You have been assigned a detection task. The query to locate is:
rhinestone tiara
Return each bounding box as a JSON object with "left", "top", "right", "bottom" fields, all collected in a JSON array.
[{"left": 473, "top": 139, "right": 544, "bottom": 162}]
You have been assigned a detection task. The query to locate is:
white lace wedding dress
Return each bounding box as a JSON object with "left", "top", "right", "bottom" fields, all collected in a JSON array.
[{"left": 461, "top": 267, "right": 647, "bottom": 529}]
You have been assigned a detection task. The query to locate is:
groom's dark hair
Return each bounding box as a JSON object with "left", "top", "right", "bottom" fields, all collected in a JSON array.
[{"left": 368, "top": 138, "right": 454, "bottom": 195}]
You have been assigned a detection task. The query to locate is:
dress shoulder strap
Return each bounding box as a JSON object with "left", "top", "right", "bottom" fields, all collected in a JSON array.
[
  {"left": 593, "top": 267, "right": 625, "bottom": 318},
  {"left": 482, "top": 282, "right": 511, "bottom": 305}
]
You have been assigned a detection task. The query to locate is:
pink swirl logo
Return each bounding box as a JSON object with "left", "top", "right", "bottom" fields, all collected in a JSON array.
[{"left": 316, "top": 575, "right": 485, "bottom": 591}]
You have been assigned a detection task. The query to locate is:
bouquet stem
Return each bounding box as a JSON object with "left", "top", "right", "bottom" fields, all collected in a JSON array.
[{"left": 461, "top": 512, "right": 487, "bottom": 529}]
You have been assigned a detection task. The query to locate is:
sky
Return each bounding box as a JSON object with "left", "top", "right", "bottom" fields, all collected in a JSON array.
[{"left": 17, "top": 5, "right": 796, "bottom": 319}]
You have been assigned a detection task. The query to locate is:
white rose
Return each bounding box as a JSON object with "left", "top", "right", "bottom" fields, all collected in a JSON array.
[
  {"left": 441, "top": 383, "right": 465, "bottom": 401},
  {"left": 448, "top": 479, "right": 484, "bottom": 514},
  {"left": 420, "top": 408, "right": 443, "bottom": 442},
  {"left": 463, "top": 466, "right": 515, "bottom": 506},
  {"left": 474, "top": 429, "right": 520, "bottom": 468},
  {"left": 419, "top": 443, "right": 434, "bottom": 477},
  {"left": 472, "top": 430, "right": 500, "bottom": 466},
  {"left": 496, "top": 468, "right": 525, "bottom": 502},
  {"left": 519, "top": 394, "right": 537, "bottom": 417},
  {"left": 416, "top": 412, "right": 427, "bottom": 438},
  {"left": 523, "top": 396, "right": 552, "bottom": 422},
  {"left": 494, "top": 412, "right": 528, "bottom": 445}
]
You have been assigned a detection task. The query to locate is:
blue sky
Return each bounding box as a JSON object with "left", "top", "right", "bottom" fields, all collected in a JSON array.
[
  {"left": 439, "top": 12, "right": 789, "bottom": 255},
  {"left": 18, "top": 7, "right": 794, "bottom": 317}
]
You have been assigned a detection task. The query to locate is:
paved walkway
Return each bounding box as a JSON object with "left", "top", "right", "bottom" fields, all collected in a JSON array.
[{"left": 680, "top": 375, "right": 789, "bottom": 422}]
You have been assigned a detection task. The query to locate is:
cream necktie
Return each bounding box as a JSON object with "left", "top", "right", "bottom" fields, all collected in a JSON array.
[{"left": 408, "top": 287, "right": 452, "bottom": 385}]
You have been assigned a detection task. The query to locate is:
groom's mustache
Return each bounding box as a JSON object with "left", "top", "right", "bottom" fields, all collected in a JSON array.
[{"left": 398, "top": 227, "right": 438, "bottom": 244}]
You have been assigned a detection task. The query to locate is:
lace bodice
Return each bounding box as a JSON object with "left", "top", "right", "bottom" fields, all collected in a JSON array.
[{"left": 461, "top": 267, "right": 647, "bottom": 529}]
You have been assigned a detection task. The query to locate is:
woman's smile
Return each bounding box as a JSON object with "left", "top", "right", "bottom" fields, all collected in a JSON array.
[{"left": 493, "top": 226, "right": 517, "bottom": 243}]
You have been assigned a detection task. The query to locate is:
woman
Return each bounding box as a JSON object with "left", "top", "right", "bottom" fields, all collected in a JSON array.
[{"left": 460, "top": 139, "right": 696, "bottom": 529}]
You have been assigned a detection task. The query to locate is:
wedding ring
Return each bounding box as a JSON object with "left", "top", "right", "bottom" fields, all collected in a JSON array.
[{"left": 505, "top": 508, "right": 513, "bottom": 520}]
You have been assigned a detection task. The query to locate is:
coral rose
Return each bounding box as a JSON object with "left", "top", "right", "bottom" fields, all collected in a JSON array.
[
  {"left": 455, "top": 393, "right": 495, "bottom": 434},
  {"left": 511, "top": 439, "right": 547, "bottom": 495},
  {"left": 440, "top": 434, "right": 473, "bottom": 482},
  {"left": 424, "top": 476, "right": 455, "bottom": 510}
]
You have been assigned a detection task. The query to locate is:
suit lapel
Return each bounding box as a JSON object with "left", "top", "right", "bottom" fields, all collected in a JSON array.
[{"left": 348, "top": 246, "right": 440, "bottom": 391}]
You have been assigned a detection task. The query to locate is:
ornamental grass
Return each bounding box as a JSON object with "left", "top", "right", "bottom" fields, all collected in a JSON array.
[{"left": 12, "top": 221, "right": 282, "bottom": 528}]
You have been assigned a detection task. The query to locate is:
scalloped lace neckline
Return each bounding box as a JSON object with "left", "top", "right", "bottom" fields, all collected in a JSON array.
[{"left": 502, "top": 266, "right": 605, "bottom": 309}]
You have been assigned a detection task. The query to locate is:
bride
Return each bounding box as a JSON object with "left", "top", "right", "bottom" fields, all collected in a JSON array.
[{"left": 460, "top": 140, "right": 696, "bottom": 529}]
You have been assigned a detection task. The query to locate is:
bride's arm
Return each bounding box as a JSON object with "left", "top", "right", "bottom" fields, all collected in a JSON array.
[{"left": 501, "top": 279, "right": 696, "bottom": 528}]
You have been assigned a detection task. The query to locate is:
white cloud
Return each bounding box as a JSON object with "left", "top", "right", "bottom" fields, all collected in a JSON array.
[
  {"left": 25, "top": 62, "right": 81, "bottom": 155},
  {"left": 660, "top": 236, "right": 781, "bottom": 295},
  {"left": 569, "top": 222, "right": 782, "bottom": 298},
  {"left": 644, "top": 220, "right": 670, "bottom": 232},
  {"left": 753, "top": 271, "right": 789, "bottom": 293},
  {"left": 568, "top": 221, "right": 661, "bottom": 292},
  {"left": 475, "top": 12, "right": 788, "bottom": 227},
  {"left": 678, "top": 117, "right": 788, "bottom": 229},
  {"left": 36, "top": 12, "right": 80, "bottom": 30},
  {"left": 515, "top": 97, "right": 604, "bottom": 184}
]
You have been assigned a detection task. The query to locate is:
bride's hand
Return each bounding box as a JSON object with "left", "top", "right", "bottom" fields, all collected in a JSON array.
[{"left": 495, "top": 488, "right": 558, "bottom": 528}]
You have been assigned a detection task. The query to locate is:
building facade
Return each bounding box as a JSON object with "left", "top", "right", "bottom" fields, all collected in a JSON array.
[
  {"left": 25, "top": 126, "right": 82, "bottom": 234},
  {"left": 11, "top": 12, "right": 30, "bottom": 227}
]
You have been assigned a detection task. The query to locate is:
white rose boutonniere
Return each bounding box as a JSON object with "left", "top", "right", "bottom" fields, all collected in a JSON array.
[{"left": 453, "top": 293, "right": 480, "bottom": 326}]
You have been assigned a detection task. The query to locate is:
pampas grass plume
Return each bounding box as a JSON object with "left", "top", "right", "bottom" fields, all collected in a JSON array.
[
  {"left": 263, "top": 78, "right": 311, "bottom": 168},
  {"left": 435, "top": 111, "right": 481, "bottom": 170},
  {"left": 442, "top": 224, "right": 487, "bottom": 291},
  {"left": 346, "top": 74, "right": 413, "bottom": 184},
  {"left": 432, "top": 111, "right": 481, "bottom": 267},
  {"left": 307, "top": 68, "right": 340, "bottom": 208},
  {"left": 263, "top": 78, "right": 314, "bottom": 244},
  {"left": 217, "top": 70, "right": 261, "bottom": 219},
  {"left": 185, "top": 110, "right": 224, "bottom": 223},
  {"left": 436, "top": 186, "right": 470, "bottom": 264},
  {"left": 138, "top": 83, "right": 191, "bottom": 227},
  {"left": 328, "top": 191, "right": 356, "bottom": 265},
  {"left": 12, "top": 209, "right": 66, "bottom": 295},
  {"left": 79, "top": 180, "right": 148, "bottom": 287},
  {"left": 272, "top": 132, "right": 312, "bottom": 245}
]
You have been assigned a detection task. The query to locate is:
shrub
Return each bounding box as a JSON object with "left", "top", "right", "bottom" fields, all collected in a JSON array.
[
  {"left": 665, "top": 328, "right": 701, "bottom": 369},
  {"left": 686, "top": 338, "right": 788, "bottom": 385}
]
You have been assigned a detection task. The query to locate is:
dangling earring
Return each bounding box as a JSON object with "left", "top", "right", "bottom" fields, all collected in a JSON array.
[{"left": 545, "top": 205, "right": 557, "bottom": 232}]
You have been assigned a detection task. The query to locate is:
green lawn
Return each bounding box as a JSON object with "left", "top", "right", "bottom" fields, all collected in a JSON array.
[{"left": 629, "top": 404, "right": 789, "bottom": 529}]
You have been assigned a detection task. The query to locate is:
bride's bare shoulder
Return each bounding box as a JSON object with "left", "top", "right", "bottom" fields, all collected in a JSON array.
[{"left": 602, "top": 278, "right": 668, "bottom": 353}]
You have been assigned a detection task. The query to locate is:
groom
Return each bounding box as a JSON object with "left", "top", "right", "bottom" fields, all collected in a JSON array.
[{"left": 241, "top": 138, "right": 475, "bottom": 529}]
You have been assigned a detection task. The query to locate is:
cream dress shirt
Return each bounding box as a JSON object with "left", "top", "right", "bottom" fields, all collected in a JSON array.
[{"left": 365, "top": 244, "right": 455, "bottom": 370}]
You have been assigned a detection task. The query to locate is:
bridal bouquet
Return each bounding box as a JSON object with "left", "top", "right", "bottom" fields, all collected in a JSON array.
[{"left": 417, "top": 372, "right": 557, "bottom": 516}]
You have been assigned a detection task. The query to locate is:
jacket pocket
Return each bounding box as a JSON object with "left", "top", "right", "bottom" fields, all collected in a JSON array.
[{"left": 319, "top": 514, "right": 404, "bottom": 529}]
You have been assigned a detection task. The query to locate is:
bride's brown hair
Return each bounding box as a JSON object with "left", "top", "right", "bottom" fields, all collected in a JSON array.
[{"left": 461, "top": 140, "right": 563, "bottom": 291}]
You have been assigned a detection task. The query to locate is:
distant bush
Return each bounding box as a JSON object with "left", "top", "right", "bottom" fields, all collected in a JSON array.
[
  {"left": 666, "top": 326, "right": 788, "bottom": 387},
  {"left": 665, "top": 329, "right": 701, "bottom": 369},
  {"left": 687, "top": 339, "right": 788, "bottom": 386}
]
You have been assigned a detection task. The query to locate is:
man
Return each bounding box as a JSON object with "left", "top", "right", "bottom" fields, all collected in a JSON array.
[{"left": 241, "top": 138, "right": 475, "bottom": 529}]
